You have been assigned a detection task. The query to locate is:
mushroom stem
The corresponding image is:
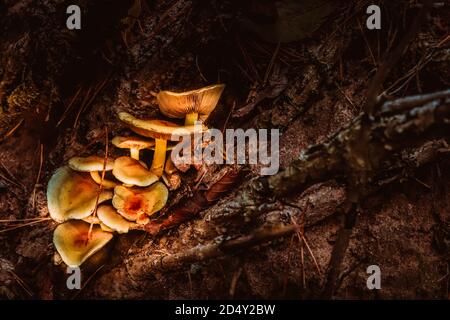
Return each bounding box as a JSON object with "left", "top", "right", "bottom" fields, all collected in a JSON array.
[
  {"left": 184, "top": 112, "right": 199, "bottom": 126},
  {"left": 150, "top": 139, "right": 167, "bottom": 177},
  {"left": 130, "top": 148, "right": 140, "bottom": 160},
  {"left": 90, "top": 171, "right": 118, "bottom": 189}
]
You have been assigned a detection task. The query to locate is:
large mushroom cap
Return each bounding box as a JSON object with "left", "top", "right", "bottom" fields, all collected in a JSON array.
[
  {"left": 156, "top": 84, "right": 225, "bottom": 120},
  {"left": 111, "top": 136, "right": 155, "bottom": 150},
  {"left": 112, "top": 156, "right": 158, "bottom": 186},
  {"left": 47, "top": 166, "right": 113, "bottom": 222},
  {"left": 68, "top": 156, "right": 114, "bottom": 172},
  {"left": 53, "top": 220, "right": 113, "bottom": 267},
  {"left": 97, "top": 205, "right": 133, "bottom": 234},
  {"left": 118, "top": 112, "right": 207, "bottom": 140},
  {"left": 112, "top": 182, "right": 168, "bottom": 221}
]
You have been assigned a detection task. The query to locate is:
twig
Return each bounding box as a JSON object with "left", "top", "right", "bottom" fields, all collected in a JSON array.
[
  {"left": 335, "top": 81, "right": 358, "bottom": 112},
  {"left": 290, "top": 209, "right": 322, "bottom": 276},
  {"left": 0, "top": 217, "right": 48, "bottom": 223}
]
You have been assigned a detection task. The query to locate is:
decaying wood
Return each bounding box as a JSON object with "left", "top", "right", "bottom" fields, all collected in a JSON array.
[{"left": 126, "top": 91, "right": 450, "bottom": 277}]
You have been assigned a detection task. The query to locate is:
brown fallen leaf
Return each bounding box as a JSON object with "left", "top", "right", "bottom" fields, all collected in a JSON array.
[{"left": 144, "top": 168, "right": 243, "bottom": 235}]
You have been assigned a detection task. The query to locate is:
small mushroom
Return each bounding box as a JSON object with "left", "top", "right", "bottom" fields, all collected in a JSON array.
[
  {"left": 53, "top": 220, "right": 113, "bottom": 267},
  {"left": 112, "top": 156, "right": 158, "bottom": 187},
  {"left": 118, "top": 112, "right": 207, "bottom": 177},
  {"left": 68, "top": 156, "right": 117, "bottom": 189},
  {"left": 47, "top": 166, "right": 113, "bottom": 222},
  {"left": 111, "top": 136, "right": 155, "bottom": 161},
  {"left": 97, "top": 204, "right": 137, "bottom": 234},
  {"left": 156, "top": 84, "right": 225, "bottom": 125},
  {"left": 112, "top": 182, "right": 168, "bottom": 224}
]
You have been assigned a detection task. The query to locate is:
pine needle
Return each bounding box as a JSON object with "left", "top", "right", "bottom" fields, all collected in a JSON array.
[{"left": 0, "top": 218, "right": 51, "bottom": 234}]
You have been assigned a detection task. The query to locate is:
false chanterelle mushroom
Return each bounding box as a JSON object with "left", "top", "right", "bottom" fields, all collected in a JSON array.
[
  {"left": 156, "top": 84, "right": 225, "bottom": 174},
  {"left": 46, "top": 83, "right": 225, "bottom": 267}
]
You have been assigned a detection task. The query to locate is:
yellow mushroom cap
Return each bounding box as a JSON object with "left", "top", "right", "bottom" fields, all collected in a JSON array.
[
  {"left": 53, "top": 220, "right": 113, "bottom": 267},
  {"left": 150, "top": 143, "right": 175, "bottom": 151},
  {"left": 112, "top": 156, "right": 158, "bottom": 186},
  {"left": 68, "top": 156, "right": 114, "bottom": 172},
  {"left": 111, "top": 136, "right": 155, "bottom": 150},
  {"left": 156, "top": 84, "right": 225, "bottom": 120},
  {"left": 118, "top": 112, "right": 207, "bottom": 140},
  {"left": 82, "top": 215, "right": 115, "bottom": 233},
  {"left": 97, "top": 205, "right": 133, "bottom": 234},
  {"left": 47, "top": 166, "right": 113, "bottom": 222},
  {"left": 112, "top": 182, "right": 168, "bottom": 221}
]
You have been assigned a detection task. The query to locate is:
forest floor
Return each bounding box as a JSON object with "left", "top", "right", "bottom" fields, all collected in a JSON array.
[{"left": 0, "top": 0, "right": 449, "bottom": 299}]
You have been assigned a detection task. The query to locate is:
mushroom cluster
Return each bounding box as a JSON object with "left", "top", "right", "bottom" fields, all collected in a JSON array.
[{"left": 47, "top": 84, "right": 225, "bottom": 267}]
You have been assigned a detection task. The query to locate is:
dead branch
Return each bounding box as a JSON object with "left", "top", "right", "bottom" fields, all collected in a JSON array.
[
  {"left": 126, "top": 137, "right": 448, "bottom": 277},
  {"left": 127, "top": 224, "right": 295, "bottom": 277},
  {"left": 213, "top": 90, "right": 450, "bottom": 222}
]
